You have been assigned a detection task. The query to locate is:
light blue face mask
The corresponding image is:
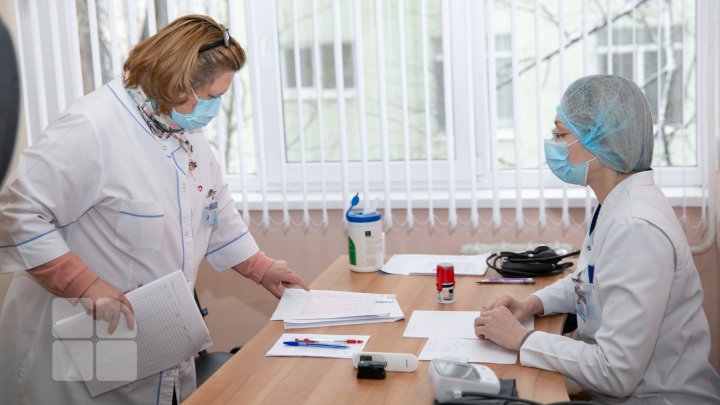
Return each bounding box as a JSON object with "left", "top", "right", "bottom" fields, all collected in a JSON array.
[
  {"left": 544, "top": 140, "right": 596, "bottom": 186},
  {"left": 171, "top": 91, "right": 222, "bottom": 130}
]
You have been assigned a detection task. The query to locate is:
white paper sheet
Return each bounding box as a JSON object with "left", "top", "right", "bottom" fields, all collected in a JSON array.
[
  {"left": 403, "top": 310, "right": 534, "bottom": 339},
  {"left": 271, "top": 289, "right": 404, "bottom": 329},
  {"left": 266, "top": 334, "right": 370, "bottom": 359},
  {"left": 381, "top": 254, "right": 490, "bottom": 276},
  {"left": 53, "top": 270, "right": 211, "bottom": 397},
  {"left": 418, "top": 338, "right": 519, "bottom": 364}
]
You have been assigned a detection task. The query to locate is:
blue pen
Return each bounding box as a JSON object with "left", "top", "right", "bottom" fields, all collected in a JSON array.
[
  {"left": 588, "top": 265, "right": 595, "bottom": 284},
  {"left": 283, "top": 341, "right": 349, "bottom": 349}
]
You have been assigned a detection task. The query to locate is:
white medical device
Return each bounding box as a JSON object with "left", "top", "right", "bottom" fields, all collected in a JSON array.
[
  {"left": 351, "top": 352, "right": 419, "bottom": 372},
  {"left": 428, "top": 358, "right": 501, "bottom": 403}
]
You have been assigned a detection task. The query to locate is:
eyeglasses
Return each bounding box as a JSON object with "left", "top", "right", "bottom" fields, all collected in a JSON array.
[
  {"left": 550, "top": 128, "right": 572, "bottom": 142},
  {"left": 199, "top": 29, "right": 231, "bottom": 53}
]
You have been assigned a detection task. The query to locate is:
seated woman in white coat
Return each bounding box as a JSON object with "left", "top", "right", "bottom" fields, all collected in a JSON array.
[
  {"left": 474, "top": 75, "right": 720, "bottom": 404},
  {"left": 0, "top": 15, "right": 309, "bottom": 405}
]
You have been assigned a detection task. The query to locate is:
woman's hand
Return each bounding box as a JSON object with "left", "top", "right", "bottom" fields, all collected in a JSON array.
[
  {"left": 484, "top": 294, "right": 543, "bottom": 323},
  {"left": 474, "top": 306, "right": 529, "bottom": 351},
  {"left": 79, "top": 278, "right": 135, "bottom": 335},
  {"left": 259, "top": 260, "right": 311, "bottom": 298}
]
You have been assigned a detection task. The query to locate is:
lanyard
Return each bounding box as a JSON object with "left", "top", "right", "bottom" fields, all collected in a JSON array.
[
  {"left": 586, "top": 204, "right": 601, "bottom": 283},
  {"left": 589, "top": 204, "right": 601, "bottom": 236}
]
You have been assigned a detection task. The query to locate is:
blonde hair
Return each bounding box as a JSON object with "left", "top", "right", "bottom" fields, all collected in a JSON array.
[{"left": 124, "top": 14, "right": 246, "bottom": 115}]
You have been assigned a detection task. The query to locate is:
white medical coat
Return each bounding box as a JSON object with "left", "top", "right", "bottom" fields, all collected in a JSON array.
[
  {"left": 0, "top": 77, "right": 261, "bottom": 405},
  {"left": 521, "top": 171, "right": 720, "bottom": 404}
]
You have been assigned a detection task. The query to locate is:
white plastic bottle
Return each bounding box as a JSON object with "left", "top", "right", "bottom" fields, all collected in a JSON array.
[{"left": 346, "top": 193, "right": 385, "bottom": 272}]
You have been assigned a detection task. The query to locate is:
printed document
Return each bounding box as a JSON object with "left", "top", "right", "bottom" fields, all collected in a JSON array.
[
  {"left": 405, "top": 310, "right": 534, "bottom": 364},
  {"left": 381, "top": 254, "right": 490, "bottom": 276},
  {"left": 403, "top": 310, "right": 534, "bottom": 339},
  {"left": 418, "top": 338, "right": 519, "bottom": 364},
  {"left": 53, "top": 270, "right": 212, "bottom": 397},
  {"left": 271, "top": 289, "right": 404, "bottom": 329}
]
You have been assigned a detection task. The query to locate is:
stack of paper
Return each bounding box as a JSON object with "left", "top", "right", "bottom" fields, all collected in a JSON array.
[
  {"left": 381, "top": 254, "right": 490, "bottom": 276},
  {"left": 403, "top": 310, "right": 534, "bottom": 364},
  {"left": 271, "top": 289, "right": 404, "bottom": 329}
]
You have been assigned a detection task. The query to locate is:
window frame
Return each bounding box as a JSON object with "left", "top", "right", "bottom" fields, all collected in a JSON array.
[{"left": 226, "top": 0, "right": 705, "bottom": 205}]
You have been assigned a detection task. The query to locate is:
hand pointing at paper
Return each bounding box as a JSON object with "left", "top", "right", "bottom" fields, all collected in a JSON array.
[{"left": 260, "top": 259, "right": 311, "bottom": 298}]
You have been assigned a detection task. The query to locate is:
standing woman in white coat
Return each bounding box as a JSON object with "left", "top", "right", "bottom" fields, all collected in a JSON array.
[
  {"left": 0, "top": 15, "right": 309, "bottom": 405},
  {"left": 474, "top": 75, "right": 720, "bottom": 404}
]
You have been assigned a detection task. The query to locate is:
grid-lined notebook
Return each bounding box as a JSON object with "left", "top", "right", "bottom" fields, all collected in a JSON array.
[{"left": 53, "top": 270, "right": 212, "bottom": 397}]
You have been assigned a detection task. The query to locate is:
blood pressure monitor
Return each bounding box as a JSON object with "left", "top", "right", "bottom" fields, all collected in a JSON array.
[{"left": 428, "top": 358, "right": 501, "bottom": 403}]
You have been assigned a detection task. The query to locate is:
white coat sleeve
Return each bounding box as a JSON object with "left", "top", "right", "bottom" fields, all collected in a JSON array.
[
  {"left": 203, "top": 155, "right": 259, "bottom": 271},
  {"left": 0, "top": 112, "right": 103, "bottom": 273},
  {"left": 519, "top": 218, "right": 675, "bottom": 397},
  {"left": 533, "top": 272, "right": 578, "bottom": 315}
]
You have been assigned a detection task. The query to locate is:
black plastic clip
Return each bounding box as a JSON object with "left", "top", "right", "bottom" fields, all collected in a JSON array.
[{"left": 356, "top": 355, "right": 387, "bottom": 380}]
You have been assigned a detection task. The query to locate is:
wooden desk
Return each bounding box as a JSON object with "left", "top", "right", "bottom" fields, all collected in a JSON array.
[{"left": 185, "top": 255, "right": 570, "bottom": 404}]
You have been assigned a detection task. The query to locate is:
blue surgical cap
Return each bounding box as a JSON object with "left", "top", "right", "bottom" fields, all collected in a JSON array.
[{"left": 557, "top": 75, "right": 654, "bottom": 173}]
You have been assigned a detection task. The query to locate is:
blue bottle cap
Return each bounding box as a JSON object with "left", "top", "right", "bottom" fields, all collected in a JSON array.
[
  {"left": 347, "top": 210, "right": 381, "bottom": 223},
  {"left": 346, "top": 192, "right": 381, "bottom": 222}
]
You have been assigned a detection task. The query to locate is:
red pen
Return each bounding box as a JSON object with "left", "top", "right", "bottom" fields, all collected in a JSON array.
[{"left": 294, "top": 338, "right": 364, "bottom": 344}]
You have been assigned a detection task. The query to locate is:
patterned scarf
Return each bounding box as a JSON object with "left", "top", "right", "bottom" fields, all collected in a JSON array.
[{"left": 125, "top": 82, "right": 198, "bottom": 178}]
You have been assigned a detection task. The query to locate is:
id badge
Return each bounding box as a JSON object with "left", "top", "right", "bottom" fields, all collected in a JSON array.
[
  {"left": 574, "top": 282, "right": 589, "bottom": 323},
  {"left": 572, "top": 266, "right": 601, "bottom": 336},
  {"left": 204, "top": 189, "right": 218, "bottom": 226},
  {"left": 572, "top": 270, "right": 590, "bottom": 323}
]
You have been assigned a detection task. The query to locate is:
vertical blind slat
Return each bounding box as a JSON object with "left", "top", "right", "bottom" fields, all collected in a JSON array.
[
  {"left": 397, "top": 0, "right": 414, "bottom": 230},
  {"left": 420, "top": 0, "right": 435, "bottom": 229},
  {"left": 228, "top": 0, "right": 250, "bottom": 225},
  {"left": 465, "top": 0, "right": 479, "bottom": 230},
  {"left": 65, "top": 0, "right": 84, "bottom": 101},
  {"left": 374, "top": 0, "right": 392, "bottom": 230},
  {"left": 291, "top": 0, "right": 310, "bottom": 229},
  {"left": 27, "top": 0, "right": 49, "bottom": 139},
  {"left": 208, "top": 0, "right": 217, "bottom": 17},
  {"left": 486, "top": 0, "right": 501, "bottom": 230},
  {"left": 147, "top": 0, "right": 157, "bottom": 36},
  {"left": 534, "top": 0, "right": 545, "bottom": 229},
  {"left": 48, "top": 1, "right": 67, "bottom": 113},
  {"left": 87, "top": 0, "right": 102, "bottom": 89},
  {"left": 332, "top": 0, "right": 350, "bottom": 211},
  {"left": 13, "top": 0, "right": 32, "bottom": 145},
  {"left": 245, "top": 0, "right": 269, "bottom": 228},
  {"left": 351, "top": 0, "right": 370, "bottom": 210},
  {"left": 582, "top": 0, "right": 592, "bottom": 226},
  {"left": 166, "top": 0, "right": 176, "bottom": 24},
  {"left": 632, "top": 1, "right": 637, "bottom": 82},
  {"left": 311, "top": 0, "right": 329, "bottom": 229},
  {"left": 680, "top": 0, "right": 687, "bottom": 221},
  {"left": 607, "top": 0, "right": 613, "bottom": 73},
  {"left": 510, "top": 0, "right": 523, "bottom": 230},
  {"left": 127, "top": 0, "right": 137, "bottom": 46},
  {"left": 108, "top": 0, "right": 121, "bottom": 77},
  {"left": 558, "top": 0, "right": 570, "bottom": 229},
  {"left": 441, "top": 0, "right": 457, "bottom": 230}
]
